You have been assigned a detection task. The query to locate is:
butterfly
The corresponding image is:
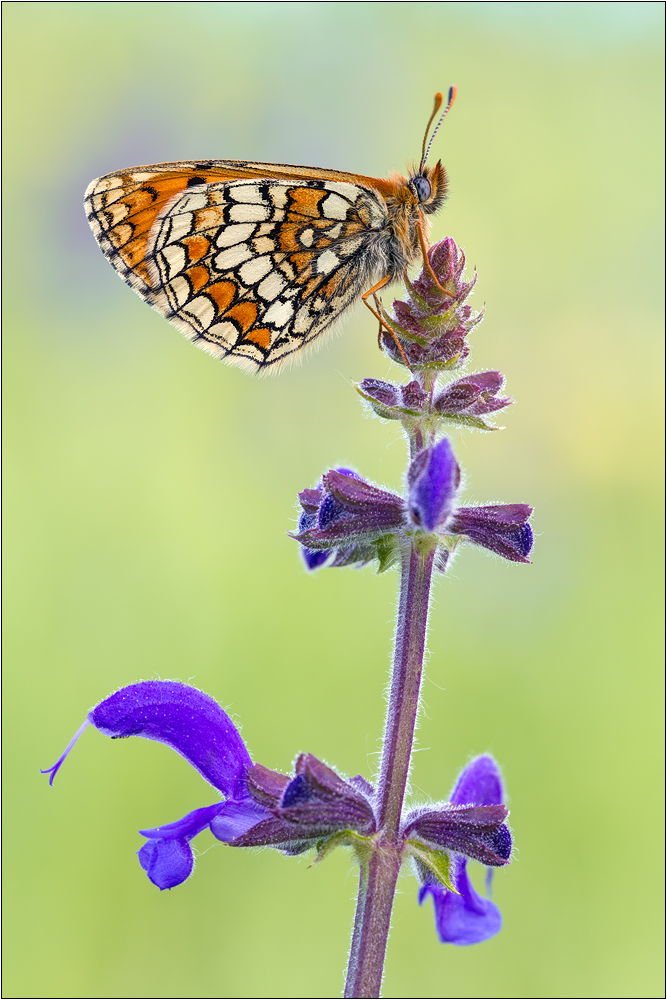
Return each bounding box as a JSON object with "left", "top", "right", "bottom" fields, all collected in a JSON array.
[{"left": 84, "top": 88, "right": 456, "bottom": 374}]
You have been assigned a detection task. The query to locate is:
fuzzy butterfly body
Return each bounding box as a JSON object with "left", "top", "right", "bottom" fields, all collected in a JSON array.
[{"left": 84, "top": 91, "right": 455, "bottom": 373}]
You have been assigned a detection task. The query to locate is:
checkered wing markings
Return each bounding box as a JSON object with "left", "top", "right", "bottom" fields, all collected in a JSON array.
[
  {"left": 84, "top": 163, "right": 225, "bottom": 295},
  {"left": 86, "top": 169, "right": 390, "bottom": 369},
  {"left": 151, "top": 178, "right": 390, "bottom": 367}
]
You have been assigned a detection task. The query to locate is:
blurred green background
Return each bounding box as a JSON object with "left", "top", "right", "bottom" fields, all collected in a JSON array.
[{"left": 3, "top": 2, "right": 663, "bottom": 997}]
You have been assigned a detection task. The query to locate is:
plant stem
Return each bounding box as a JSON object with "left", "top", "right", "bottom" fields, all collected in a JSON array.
[{"left": 344, "top": 539, "right": 435, "bottom": 998}]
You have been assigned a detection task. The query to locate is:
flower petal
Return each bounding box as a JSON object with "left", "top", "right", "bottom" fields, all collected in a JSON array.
[
  {"left": 209, "top": 798, "right": 273, "bottom": 842},
  {"left": 137, "top": 804, "right": 229, "bottom": 889},
  {"left": 408, "top": 438, "right": 460, "bottom": 531},
  {"left": 138, "top": 838, "right": 194, "bottom": 890},
  {"left": 245, "top": 763, "right": 291, "bottom": 806},
  {"left": 301, "top": 548, "right": 332, "bottom": 570},
  {"left": 451, "top": 755, "right": 505, "bottom": 807},
  {"left": 89, "top": 681, "right": 252, "bottom": 798},
  {"left": 419, "top": 856, "right": 502, "bottom": 945},
  {"left": 139, "top": 804, "right": 224, "bottom": 841}
]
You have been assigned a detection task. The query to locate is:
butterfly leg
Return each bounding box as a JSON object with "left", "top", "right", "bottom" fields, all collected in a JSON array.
[
  {"left": 416, "top": 218, "right": 455, "bottom": 298},
  {"left": 362, "top": 278, "right": 412, "bottom": 369},
  {"left": 376, "top": 314, "right": 384, "bottom": 350}
]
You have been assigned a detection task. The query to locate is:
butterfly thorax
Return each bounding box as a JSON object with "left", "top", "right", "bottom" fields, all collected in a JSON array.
[{"left": 381, "top": 160, "right": 448, "bottom": 280}]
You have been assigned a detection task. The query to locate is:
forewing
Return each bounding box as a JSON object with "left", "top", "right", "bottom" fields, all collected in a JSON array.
[{"left": 85, "top": 162, "right": 391, "bottom": 371}]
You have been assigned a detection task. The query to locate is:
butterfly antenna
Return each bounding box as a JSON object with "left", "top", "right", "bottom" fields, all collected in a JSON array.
[{"left": 420, "top": 85, "right": 457, "bottom": 171}]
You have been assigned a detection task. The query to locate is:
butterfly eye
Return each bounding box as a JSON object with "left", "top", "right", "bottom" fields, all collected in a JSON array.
[{"left": 412, "top": 175, "right": 432, "bottom": 203}]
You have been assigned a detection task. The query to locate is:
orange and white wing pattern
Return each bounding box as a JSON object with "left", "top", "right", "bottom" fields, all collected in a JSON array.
[{"left": 85, "top": 162, "right": 391, "bottom": 372}]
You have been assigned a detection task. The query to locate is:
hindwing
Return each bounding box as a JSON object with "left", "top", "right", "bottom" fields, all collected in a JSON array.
[{"left": 85, "top": 161, "right": 392, "bottom": 372}]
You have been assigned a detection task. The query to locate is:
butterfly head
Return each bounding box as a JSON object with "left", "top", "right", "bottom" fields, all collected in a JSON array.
[{"left": 409, "top": 161, "right": 448, "bottom": 215}]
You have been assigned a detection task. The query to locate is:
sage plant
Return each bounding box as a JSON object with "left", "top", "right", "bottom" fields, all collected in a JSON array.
[{"left": 43, "top": 238, "right": 533, "bottom": 998}]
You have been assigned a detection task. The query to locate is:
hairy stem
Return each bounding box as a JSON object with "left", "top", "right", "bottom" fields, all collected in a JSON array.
[{"left": 344, "top": 539, "right": 435, "bottom": 997}]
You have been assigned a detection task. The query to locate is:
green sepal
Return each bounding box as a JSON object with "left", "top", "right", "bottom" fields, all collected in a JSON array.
[
  {"left": 375, "top": 533, "right": 401, "bottom": 574},
  {"left": 437, "top": 412, "right": 502, "bottom": 432},
  {"left": 310, "top": 829, "right": 375, "bottom": 868},
  {"left": 409, "top": 354, "right": 466, "bottom": 374},
  {"left": 438, "top": 533, "right": 463, "bottom": 554},
  {"left": 405, "top": 839, "right": 459, "bottom": 894},
  {"left": 401, "top": 273, "right": 458, "bottom": 315},
  {"left": 401, "top": 272, "right": 432, "bottom": 312}
]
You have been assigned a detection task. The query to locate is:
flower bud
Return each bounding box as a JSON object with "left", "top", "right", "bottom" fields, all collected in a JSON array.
[
  {"left": 408, "top": 438, "right": 461, "bottom": 531},
  {"left": 434, "top": 371, "right": 513, "bottom": 429},
  {"left": 293, "top": 468, "right": 405, "bottom": 571},
  {"left": 356, "top": 378, "right": 429, "bottom": 420},
  {"left": 449, "top": 504, "right": 534, "bottom": 563}
]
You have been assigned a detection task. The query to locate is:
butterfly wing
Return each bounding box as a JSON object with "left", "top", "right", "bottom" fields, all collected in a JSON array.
[{"left": 85, "top": 161, "right": 392, "bottom": 372}]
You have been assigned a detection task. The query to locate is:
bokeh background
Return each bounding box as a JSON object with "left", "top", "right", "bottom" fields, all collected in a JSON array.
[{"left": 3, "top": 3, "right": 663, "bottom": 997}]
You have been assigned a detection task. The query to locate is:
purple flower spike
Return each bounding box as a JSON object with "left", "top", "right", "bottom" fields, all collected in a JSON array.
[
  {"left": 413, "top": 238, "right": 477, "bottom": 307},
  {"left": 413, "top": 755, "right": 509, "bottom": 946},
  {"left": 450, "top": 505, "right": 534, "bottom": 563},
  {"left": 408, "top": 438, "right": 460, "bottom": 531}
]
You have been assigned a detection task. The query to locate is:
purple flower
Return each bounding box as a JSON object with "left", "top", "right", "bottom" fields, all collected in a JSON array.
[
  {"left": 294, "top": 468, "right": 405, "bottom": 572},
  {"left": 410, "top": 755, "right": 511, "bottom": 945},
  {"left": 407, "top": 439, "right": 534, "bottom": 564},
  {"left": 42, "top": 682, "right": 271, "bottom": 888},
  {"left": 42, "top": 681, "right": 376, "bottom": 889}
]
